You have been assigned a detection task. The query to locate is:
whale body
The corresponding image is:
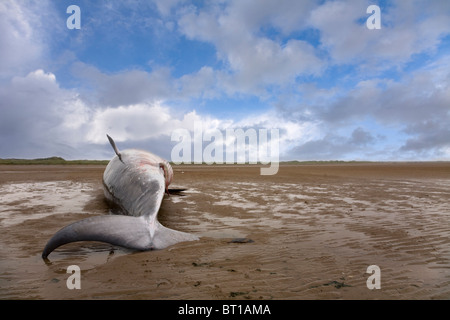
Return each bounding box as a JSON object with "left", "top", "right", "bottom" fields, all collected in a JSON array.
[{"left": 42, "top": 135, "right": 198, "bottom": 259}]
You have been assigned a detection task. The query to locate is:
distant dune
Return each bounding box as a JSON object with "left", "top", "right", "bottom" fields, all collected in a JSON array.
[{"left": 0, "top": 157, "right": 109, "bottom": 165}]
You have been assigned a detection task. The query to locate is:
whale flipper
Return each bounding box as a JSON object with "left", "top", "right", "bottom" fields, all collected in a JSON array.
[{"left": 107, "top": 134, "right": 123, "bottom": 162}]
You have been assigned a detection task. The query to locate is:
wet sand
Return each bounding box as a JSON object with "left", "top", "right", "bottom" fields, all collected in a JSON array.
[{"left": 0, "top": 163, "right": 449, "bottom": 299}]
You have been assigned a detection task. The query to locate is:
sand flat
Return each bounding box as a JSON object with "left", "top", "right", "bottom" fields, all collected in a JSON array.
[{"left": 0, "top": 163, "right": 449, "bottom": 299}]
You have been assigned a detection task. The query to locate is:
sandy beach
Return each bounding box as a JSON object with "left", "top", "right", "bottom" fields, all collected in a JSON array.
[{"left": 0, "top": 163, "right": 449, "bottom": 300}]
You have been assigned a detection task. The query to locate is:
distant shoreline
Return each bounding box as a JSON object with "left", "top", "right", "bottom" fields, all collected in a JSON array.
[
  {"left": 0, "top": 157, "right": 109, "bottom": 165},
  {"left": 0, "top": 157, "right": 449, "bottom": 166}
]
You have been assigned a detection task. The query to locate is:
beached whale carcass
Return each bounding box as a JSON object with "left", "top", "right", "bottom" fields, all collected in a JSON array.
[{"left": 42, "top": 135, "right": 198, "bottom": 259}]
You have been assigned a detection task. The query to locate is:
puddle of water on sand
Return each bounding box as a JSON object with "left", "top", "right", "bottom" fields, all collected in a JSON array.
[
  {"left": 168, "top": 196, "right": 196, "bottom": 205},
  {"left": 285, "top": 193, "right": 316, "bottom": 202},
  {"left": 214, "top": 199, "right": 260, "bottom": 209},
  {"left": 0, "top": 181, "right": 97, "bottom": 227}
]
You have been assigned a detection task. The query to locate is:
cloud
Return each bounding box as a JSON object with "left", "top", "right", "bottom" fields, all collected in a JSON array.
[
  {"left": 177, "top": 0, "right": 324, "bottom": 94},
  {"left": 71, "top": 62, "right": 222, "bottom": 107},
  {"left": 0, "top": 0, "right": 66, "bottom": 80},
  {"left": 321, "top": 56, "right": 450, "bottom": 125},
  {"left": 308, "top": 0, "right": 450, "bottom": 68},
  {"left": 85, "top": 103, "right": 178, "bottom": 144},
  {"left": 401, "top": 121, "right": 450, "bottom": 156},
  {"left": 289, "top": 127, "right": 378, "bottom": 160},
  {"left": 72, "top": 63, "right": 174, "bottom": 106},
  {"left": 0, "top": 1, "right": 43, "bottom": 78},
  {"left": 0, "top": 69, "right": 91, "bottom": 158},
  {"left": 153, "top": 0, "right": 187, "bottom": 17},
  {"left": 349, "top": 127, "right": 376, "bottom": 146},
  {"left": 176, "top": 66, "right": 218, "bottom": 99},
  {"left": 286, "top": 54, "right": 450, "bottom": 160}
]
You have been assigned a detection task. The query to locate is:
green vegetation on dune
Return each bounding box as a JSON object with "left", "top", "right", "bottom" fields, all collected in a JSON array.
[
  {"left": 0, "top": 157, "right": 109, "bottom": 165},
  {"left": 279, "top": 160, "right": 374, "bottom": 165}
]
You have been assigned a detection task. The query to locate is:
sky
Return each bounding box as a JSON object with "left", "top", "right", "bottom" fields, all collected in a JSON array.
[{"left": 0, "top": 0, "right": 449, "bottom": 162}]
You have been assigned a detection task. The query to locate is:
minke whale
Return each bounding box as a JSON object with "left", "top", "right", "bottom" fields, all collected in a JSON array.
[{"left": 42, "top": 135, "right": 198, "bottom": 259}]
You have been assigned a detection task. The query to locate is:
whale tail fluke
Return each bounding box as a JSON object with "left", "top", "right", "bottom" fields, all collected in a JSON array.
[
  {"left": 42, "top": 215, "right": 151, "bottom": 259},
  {"left": 42, "top": 215, "right": 198, "bottom": 259},
  {"left": 152, "top": 221, "right": 199, "bottom": 249}
]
